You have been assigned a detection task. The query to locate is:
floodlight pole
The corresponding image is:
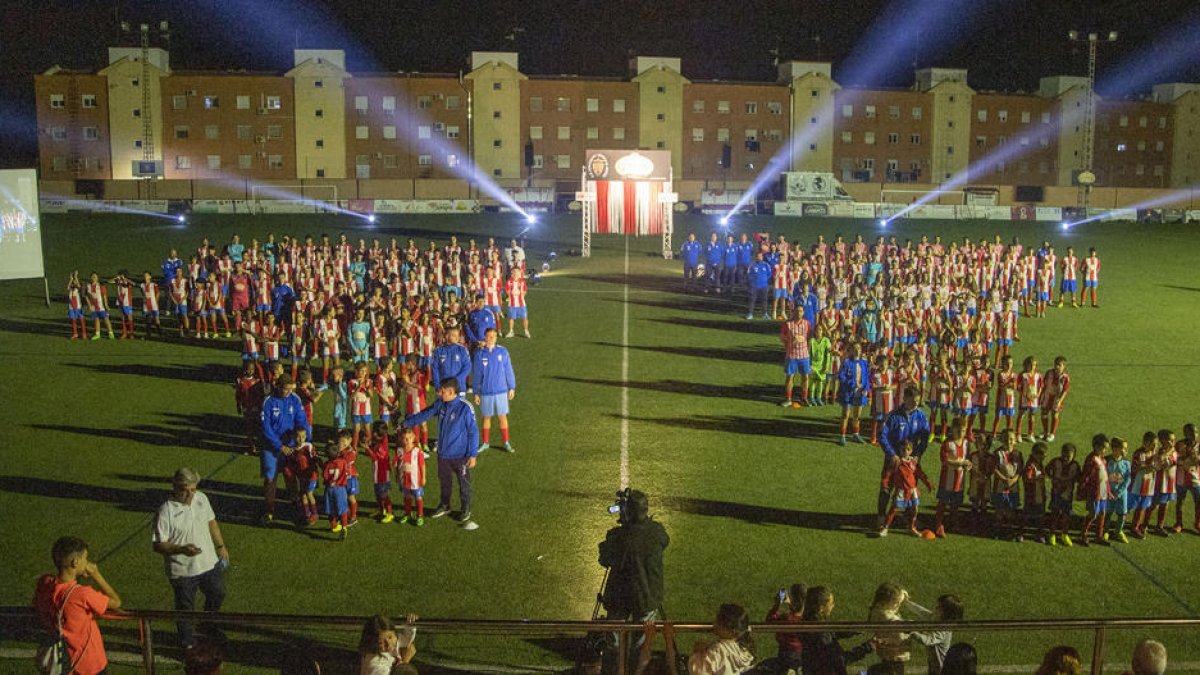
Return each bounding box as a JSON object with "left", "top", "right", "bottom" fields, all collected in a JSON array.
[{"left": 1068, "top": 30, "right": 1116, "bottom": 213}]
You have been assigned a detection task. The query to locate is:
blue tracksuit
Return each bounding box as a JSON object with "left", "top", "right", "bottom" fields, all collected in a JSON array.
[
  {"left": 270, "top": 283, "right": 295, "bottom": 319},
  {"left": 736, "top": 241, "right": 754, "bottom": 267},
  {"left": 404, "top": 397, "right": 480, "bottom": 460},
  {"left": 431, "top": 343, "right": 471, "bottom": 390},
  {"left": 261, "top": 392, "right": 311, "bottom": 452},
  {"left": 161, "top": 257, "right": 182, "bottom": 284},
  {"left": 471, "top": 345, "right": 516, "bottom": 395},
  {"left": 722, "top": 244, "right": 739, "bottom": 269},
  {"left": 680, "top": 240, "right": 702, "bottom": 267},
  {"left": 747, "top": 261, "right": 772, "bottom": 289},
  {"left": 879, "top": 407, "right": 932, "bottom": 461},
  {"left": 466, "top": 308, "right": 497, "bottom": 344},
  {"left": 705, "top": 242, "right": 724, "bottom": 266}
]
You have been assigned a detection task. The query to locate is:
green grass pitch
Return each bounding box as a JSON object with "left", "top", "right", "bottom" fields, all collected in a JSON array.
[{"left": 1, "top": 212, "right": 1198, "bottom": 673}]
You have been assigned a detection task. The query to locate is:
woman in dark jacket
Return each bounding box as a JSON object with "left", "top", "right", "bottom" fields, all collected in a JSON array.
[{"left": 799, "top": 586, "right": 875, "bottom": 675}]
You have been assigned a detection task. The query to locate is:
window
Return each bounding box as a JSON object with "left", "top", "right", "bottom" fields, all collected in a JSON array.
[
  {"left": 655, "top": 113, "right": 665, "bottom": 121},
  {"left": 613, "top": 127, "right": 625, "bottom": 140},
  {"left": 888, "top": 105, "right": 900, "bottom": 120},
  {"left": 236, "top": 95, "right": 250, "bottom": 109},
  {"left": 172, "top": 94, "right": 187, "bottom": 110},
  {"left": 1139, "top": 116, "right": 1148, "bottom": 128},
  {"left": 862, "top": 158, "right": 875, "bottom": 170},
  {"left": 811, "top": 90, "right": 819, "bottom": 97},
  {"left": 716, "top": 128, "right": 729, "bottom": 142},
  {"left": 557, "top": 126, "right": 571, "bottom": 140},
  {"left": 887, "top": 159, "right": 899, "bottom": 172},
  {"left": 744, "top": 129, "right": 758, "bottom": 140},
  {"left": 382, "top": 126, "right": 396, "bottom": 140},
  {"left": 268, "top": 155, "right": 283, "bottom": 169},
  {"left": 1154, "top": 164, "right": 1165, "bottom": 177},
  {"left": 613, "top": 98, "right": 626, "bottom": 113},
  {"left": 997, "top": 109, "right": 1008, "bottom": 123},
  {"left": 447, "top": 95, "right": 461, "bottom": 110},
  {"left": 692, "top": 128, "right": 705, "bottom": 142},
  {"left": 1137, "top": 140, "right": 1146, "bottom": 151},
  {"left": 493, "top": 110, "right": 502, "bottom": 119},
  {"left": 841, "top": 131, "right": 852, "bottom": 144},
  {"left": 493, "top": 139, "right": 502, "bottom": 148},
  {"left": 1117, "top": 143, "right": 1127, "bottom": 152},
  {"left": 1041, "top": 111, "right": 1051, "bottom": 124},
  {"left": 315, "top": 109, "right": 323, "bottom": 118},
  {"left": 418, "top": 126, "right": 431, "bottom": 139},
  {"left": 745, "top": 102, "right": 758, "bottom": 114},
  {"left": 910, "top": 160, "right": 921, "bottom": 172},
  {"left": 207, "top": 155, "right": 221, "bottom": 170},
  {"left": 382, "top": 96, "right": 396, "bottom": 113},
  {"left": 693, "top": 100, "right": 706, "bottom": 113},
  {"left": 314, "top": 80, "right": 323, "bottom": 88},
  {"left": 1038, "top": 161, "right": 1049, "bottom": 174},
  {"left": 532, "top": 154, "right": 544, "bottom": 169},
  {"left": 587, "top": 126, "right": 599, "bottom": 140},
  {"left": 865, "top": 105, "right": 876, "bottom": 119},
  {"left": 656, "top": 140, "right": 666, "bottom": 149},
  {"left": 977, "top": 109, "right": 988, "bottom": 122},
  {"left": 80, "top": 94, "right": 97, "bottom": 108},
  {"left": 529, "top": 126, "right": 543, "bottom": 140},
  {"left": 1018, "top": 161, "right": 1028, "bottom": 174},
  {"left": 586, "top": 97, "right": 599, "bottom": 112},
  {"left": 356, "top": 126, "right": 369, "bottom": 140},
  {"left": 49, "top": 94, "right": 65, "bottom": 108},
  {"left": 1158, "top": 116, "right": 1167, "bottom": 129},
  {"left": 1039, "top": 137, "right": 1049, "bottom": 148},
  {"left": 864, "top": 131, "right": 876, "bottom": 145},
  {"left": 417, "top": 96, "right": 432, "bottom": 110},
  {"left": 82, "top": 127, "right": 99, "bottom": 141},
  {"left": 353, "top": 96, "right": 368, "bottom": 112},
  {"left": 557, "top": 97, "right": 571, "bottom": 112},
  {"left": 204, "top": 125, "right": 219, "bottom": 140},
  {"left": 656, "top": 86, "right": 666, "bottom": 94},
  {"left": 946, "top": 146, "right": 954, "bottom": 154},
  {"left": 888, "top": 132, "right": 899, "bottom": 145},
  {"left": 1118, "top": 115, "right": 1128, "bottom": 127},
  {"left": 493, "top": 168, "right": 502, "bottom": 176},
  {"left": 204, "top": 95, "right": 219, "bottom": 109},
  {"left": 418, "top": 155, "right": 432, "bottom": 166},
  {"left": 768, "top": 101, "right": 783, "bottom": 115},
  {"left": 267, "top": 125, "right": 282, "bottom": 139},
  {"left": 51, "top": 156, "right": 67, "bottom": 171},
  {"left": 447, "top": 154, "right": 459, "bottom": 168},
  {"left": 356, "top": 162, "right": 371, "bottom": 179},
  {"left": 1155, "top": 140, "right": 1165, "bottom": 152},
  {"left": 529, "top": 97, "right": 543, "bottom": 112},
  {"left": 492, "top": 82, "right": 502, "bottom": 91},
  {"left": 912, "top": 106, "right": 922, "bottom": 120},
  {"left": 1136, "top": 164, "right": 1145, "bottom": 176},
  {"left": 948, "top": 120, "right": 955, "bottom": 128},
  {"left": 763, "top": 129, "right": 782, "bottom": 141},
  {"left": 717, "top": 100, "right": 730, "bottom": 114},
  {"left": 238, "top": 154, "right": 252, "bottom": 169},
  {"left": 842, "top": 104, "right": 853, "bottom": 118},
  {"left": 175, "top": 126, "right": 189, "bottom": 140},
  {"left": 315, "top": 169, "right": 325, "bottom": 178},
  {"left": 446, "top": 125, "right": 460, "bottom": 139},
  {"left": 1021, "top": 111, "right": 1031, "bottom": 123},
  {"left": 555, "top": 154, "right": 571, "bottom": 169},
  {"left": 910, "top": 133, "right": 921, "bottom": 145},
  {"left": 132, "top": 108, "right": 141, "bottom": 117},
  {"left": 266, "top": 96, "right": 281, "bottom": 110},
  {"left": 176, "top": 156, "right": 191, "bottom": 170},
  {"left": 382, "top": 154, "right": 398, "bottom": 168}
]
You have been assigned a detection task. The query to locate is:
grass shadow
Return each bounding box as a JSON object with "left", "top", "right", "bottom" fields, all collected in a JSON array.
[
  {"left": 661, "top": 494, "right": 877, "bottom": 533},
  {"left": 616, "top": 412, "right": 840, "bottom": 441},
  {"left": 555, "top": 375, "right": 775, "bottom": 403},
  {"left": 589, "top": 341, "right": 775, "bottom": 364},
  {"left": 31, "top": 411, "right": 247, "bottom": 454},
  {"left": 68, "top": 361, "right": 239, "bottom": 384},
  {"left": 647, "top": 315, "right": 782, "bottom": 335}
]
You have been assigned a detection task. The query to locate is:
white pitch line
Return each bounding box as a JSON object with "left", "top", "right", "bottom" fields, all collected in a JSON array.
[{"left": 619, "top": 236, "right": 630, "bottom": 490}]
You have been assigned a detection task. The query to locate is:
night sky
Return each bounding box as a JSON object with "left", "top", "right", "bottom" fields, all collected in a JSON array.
[{"left": 3, "top": 0, "right": 1199, "bottom": 169}]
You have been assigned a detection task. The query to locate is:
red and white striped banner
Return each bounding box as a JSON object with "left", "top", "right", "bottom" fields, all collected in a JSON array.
[{"left": 592, "top": 180, "right": 662, "bottom": 235}]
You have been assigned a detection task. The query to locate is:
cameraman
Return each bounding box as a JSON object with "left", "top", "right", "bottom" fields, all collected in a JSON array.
[{"left": 598, "top": 490, "right": 669, "bottom": 624}]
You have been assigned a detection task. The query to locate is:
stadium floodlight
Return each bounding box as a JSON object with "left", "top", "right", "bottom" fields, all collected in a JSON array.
[
  {"left": 367, "top": 214, "right": 377, "bottom": 224},
  {"left": 177, "top": 215, "right": 187, "bottom": 224},
  {"left": 1061, "top": 221, "right": 1071, "bottom": 231},
  {"left": 719, "top": 216, "right": 730, "bottom": 227},
  {"left": 878, "top": 218, "right": 889, "bottom": 227},
  {"left": 525, "top": 213, "right": 537, "bottom": 224}
]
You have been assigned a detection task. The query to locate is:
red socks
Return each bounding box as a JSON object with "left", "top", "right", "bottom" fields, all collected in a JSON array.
[
  {"left": 381, "top": 496, "right": 393, "bottom": 515},
  {"left": 501, "top": 427, "right": 510, "bottom": 443},
  {"left": 349, "top": 500, "right": 358, "bottom": 521},
  {"left": 482, "top": 428, "right": 490, "bottom": 444}
]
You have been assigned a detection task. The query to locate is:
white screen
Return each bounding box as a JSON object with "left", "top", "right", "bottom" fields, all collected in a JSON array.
[{"left": 0, "top": 168, "right": 44, "bottom": 280}]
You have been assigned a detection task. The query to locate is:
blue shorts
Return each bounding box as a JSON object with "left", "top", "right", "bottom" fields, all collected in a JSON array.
[
  {"left": 998, "top": 338, "right": 1012, "bottom": 347},
  {"left": 992, "top": 492, "right": 1019, "bottom": 510},
  {"left": 175, "top": 305, "right": 188, "bottom": 316},
  {"left": 257, "top": 303, "right": 271, "bottom": 312},
  {"left": 120, "top": 306, "right": 133, "bottom": 317},
  {"left": 90, "top": 310, "right": 109, "bottom": 319},
  {"left": 260, "top": 450, "right": 282, "bottom": 480},
  {"left": 1086, "top": 499, "right": 1107, "bottom": 515},
  {"left": 785, "top": 358, "right": 812, "bottom": 376},
  {"left": 996, "top": 406, "right": 1015, "bottom": 418},
  {"left": 839, "top": 391, "right": 868, "bottom": 407},
  {"left": 1107, "top": 495, "right": 1128, "bottom": 515},
  {"left": 509, "top": 306, "right": 527, "bottom": 319},
  {"left": 481, "top": 392, "right": 510, "bottom": 417},
  {"left": 1061, "top": 280, "right": 1077, "bottom": 293},
  {"left": 937, "top": 490, "right": 964, "bottom": 506},
  {"left": 402, "top": 487, "right": 425, "bottom": 499},
  {"left": 773, "top": 288, "right": 789, "bottom": 299},
  {"left": 305, "top": 478, "right": 318, "bottom": 493},
  {"left": 418, "top": 356, "right": 431, "bottom": 369},
  {"left": 243, "top": 352, "right": 259, "bottom": 361},
  {"left": 353, "top": 414, "right": 373, "bottom": 425},
  {"left": 1127, "top": 494, "right": 1154, "bottom": 511},
  {"left": 346, "top": 476, "right": 359, "bottom": 496},
  {"left": 485, "top": 304, "right": 501, "bottom": 315},
  {"left": 374, "top": 482, "right": 391, "bottom": 499},
  {"left": 1036, "top": 291, "right": 1050, "bottom": 302},
  {"left": 143, "top": 309, "right": 159, "bottom": 317},
  {"left": 1049, "top": 495, "right": 1073, "bottom": 514},
  {"left": 379, "top": 411, "right": 391, "bottom": 423},
  {"left": 324, "top": 486, "right": 348, "bottom": 516},
  {"left": 1025, "top": 500, "right": 1046, "bottom": 515},
  {"left": 68, "top": 308, "right": 83, "bottom": 319},
  {"left": 1156, "top": 492, "right": 1176, "bottom": 505},
  {"left": 210, "top": 307, "right": 225, "bottom": 314},
  {"left": 954, "top": 406, "right": 974, "bottom": 416},
  {"left": 956, "top": 337, "right": 969, "bottom": 349},
  {"left": 895, "top": 497, "right": 919, "bottom": 510},
  {"left": 967, "top": 307, "right": 977, "bottom": 317},
  {"left": 1084, "top": 280, "right": 1097, "bottom": 288}
]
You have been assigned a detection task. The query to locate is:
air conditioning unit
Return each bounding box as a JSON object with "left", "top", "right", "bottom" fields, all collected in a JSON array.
[
  {"left": 257, "top": 107, "right": 268, "bottom": 115},
  {"left": 256, "top": 151, "right": 267, "bottom": 158},
  {"left": 433, "top": 122, "right": 445, "bottom": 132},
  {"left": 374, "top": 152, "right": 383, "bottom": 159},
  {"left": 186, "top": 90, "right": 197, "bottom": 96},
  {"left": 255, "top": 135, "right": 266, "bottom": 143}
]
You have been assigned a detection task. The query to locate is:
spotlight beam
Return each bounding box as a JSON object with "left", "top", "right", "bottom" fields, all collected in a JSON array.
[{"left": 1063, "top": 182, "right": 1200, "bottom": 228}]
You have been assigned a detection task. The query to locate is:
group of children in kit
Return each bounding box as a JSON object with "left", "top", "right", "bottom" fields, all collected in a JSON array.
[{"left": 882, "top": 420, "right": 1200, "bottom": 545}]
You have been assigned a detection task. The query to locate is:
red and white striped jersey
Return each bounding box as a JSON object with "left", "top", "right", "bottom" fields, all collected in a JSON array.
[
  {"left": 67, "top": 285, "right": 83, "bottom": 310},
  {"left": 85, "top": 282, "right": 108, "bottom": 312},
  {"left": 349, "top": 377, "right": 373, "bottom": 416},
  {"left": 140, "top": 282, "right": 159, "bottom": 312},
  {"left": 206, "top": 281, "right": 224, "bottom": 308},
  {"left": 972, "top": 367, "right": 992, "bottom": 406},
  {"left": 1083, "top": 256, "right": 1100, "bottom": 282},
  {"left": 1131, "top": 449, "right": 1157, "bottom": 496},
  {"left": 261, "top": 324, "right": 281, "bottom": 360},
  {"left": 1155, "top": 448, "right": 1178, "bottom": 495},
  {"left": 375, "top": 370, "right": 398, "bottom": 409},
  {"left": 1036, "top": 267, "right": 1053, "bottom": 293},
  {"left": 781, "top": 319, "right": 810, "bottom": 360},
  {"left": 939, "top": 438, "right": 969, "bottom": 492},
  {"left": 115, "top": 281, "right": 133, "bottom": 308},
  {"left": 255, "top": 276, "right": 272, "bottom": 305},
  {"left": 953, "top": 370, "right": 976, "bottom": 410},
  {"left": 1017, "top": 370, "right": 1043, "bottom": 407},
  {"left": 1060, "top": 255, "right": 1078, "bottom": 281},
  {"left": 242, "top": 325, "right": 259, "bottom": 354},
  {"left": 773, "top": 263, "right": 790, "bottom": 290},
  {"left": 871, "top": 369, "right": 896, "bottom": 415},
  {"left": 506, "top": 278, "right": 528, "bottom": 308},
  {"left": 396, "top": 446, "right": 425, "bottom": 489},
  {"left": 317, "top": 317, "right": 340, "bottom": 343},
  {"left": 373, "top": 323, "right": 390, "bottom": 359},
  {"left": 418, "top": 325, "right": 436, "bottom": 357},
  {"left": 995, "top": 370, "right": 1017, "bottom": 409},
  {"left": 483, "top": 277, "right": 502, "bottom": 306}
]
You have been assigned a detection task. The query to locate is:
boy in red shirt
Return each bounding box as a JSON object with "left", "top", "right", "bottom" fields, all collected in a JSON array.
[
  {"left": 1014, "top": 356, "right": 1043, "bottom": 443},
  {"left": 363, "top": 421, "right": 395, "bottom": 523},
  {"left": 322, "top": 438, "right": 351, "bottom": 539},
  {"left": 1077, "top": 434, "right": 1111, "bottom": 546},
  {"left": 934, "top": 420, "right": 972, "bottom": 538},
  {"left": 292, "top": 428, "right": 319, "bottom": 525},
  {"left": 880, "top": 441, "right": 934, "bottom": 537},
  {"left": 1174, "top": 424, "right": 1200, "bottom": 533},
  {"left": 33, "top": 536, "right": 123, "bottom": 675},
  {"left": 234, "top": 361, "right": 263, "bottom": 455}
]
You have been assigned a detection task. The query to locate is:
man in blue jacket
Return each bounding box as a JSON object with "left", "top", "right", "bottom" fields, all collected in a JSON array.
[
  {"left": 472, "top": 328, "right": 517, "bottom": 453},
  {"left": 735, "top": 233, "right": 754, "bottom": 286},
  {"left": 466, "top": 296, "right": 497, "bottom": 350},
  {"left": 260, "top": 375, "right": 310, "bottom": 523},
  {"left": 431, "top": 326, "right": 472, "bottom": 398},
  {"left": 679, "top": 233, "right": 702, "bottom": 290},
  {"left": 877, "top": 385, "right": 932, "bottom": 528},
  {"left": 721, "top": 234, "right": 739, "bottom": 291},
  {"left": 270, "top": 272, "right": 295, "bottom": 322},
  {"left": 404, "top": 377, "right": 481, "bottom": 530},
  {"left": 161, "top": 249, "right": 183, "bottom": 288},
  {"left": 745, "top": 253, "right": 773, "bottom": 320},
  {"left": 704, "top": 233, "right": 724, "bottom": 294}
]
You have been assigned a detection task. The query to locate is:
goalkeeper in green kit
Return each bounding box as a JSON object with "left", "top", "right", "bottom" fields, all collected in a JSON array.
[{"left": 807, "top": 326, "right": 833, "bottom": 406}]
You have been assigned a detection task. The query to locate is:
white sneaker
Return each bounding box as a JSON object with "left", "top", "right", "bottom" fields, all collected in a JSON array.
[
  {"left": 879, "top": 527, "right": 889, "bottom": 538},
  {"left": 461, "top": 519, "right": 479, "bottom": 531},
  {"left": 1045, "top": 433, "right": 1056, "bottom": 442},
  {"left": 477, "top": 442, "right": 490, "bottom": 453},
  {"left": 505, "top": 331, "right": 514, "bottom": 338},
  {"left": 523, "top": 330, "right": 531, "bottom": 338}
]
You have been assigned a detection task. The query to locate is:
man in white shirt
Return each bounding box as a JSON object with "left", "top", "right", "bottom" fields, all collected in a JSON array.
[{"left": 153, "top": 467, "right": 229, "bottom": 648}]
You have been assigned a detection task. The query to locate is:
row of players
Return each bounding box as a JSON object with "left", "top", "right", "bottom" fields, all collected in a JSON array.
[{"left": 885, "top": 419, "right": 1200, "bottom": 545}]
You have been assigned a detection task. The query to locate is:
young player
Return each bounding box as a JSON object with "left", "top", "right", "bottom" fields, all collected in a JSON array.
[
  {"left": 991, "top": 430, "right": 1023, "bottom": 541},
  {"left": 504, "top": 268, "right": 530, "bottom": 338},
  {"left": 339, "top": 428, "right": 361, "bottom": 527},
  {"left": 880, "top": 441, "right": 933, "bottom": 537},
  {"left": 348, "top": 308, "right": 372, "bottom": 365},
  {"left": 375, "top": 357, "right": 399, "bottom": 430},
  {"left": 190, "top": 278, "right": 210, "bottom": 339},
  {"left": 395, "top": 426, "right": 427, "bottom": 526},
  {"left": 927, "top": 353, "right": 953, "bottom": 441},
  {"left": 1077, "top": 434, "right": 1111, "bottom": 546},
  {"left": 168, "top": 271, "right": 190, "bottom": 337},
  {"left": 870, "top": 353, "right": 896, "bottom": 445},
  {"left": 322, "top": 434, "right": 352, "bottom": 539},
  {"left": 1014, "top": 356, "right": 1043, "bottom": 443},
  {"left": 139, "top": 271, "right": 163, "bottom": 339},
  {"left": 234, "top": 361, "right": 263, "bottom": 455},
  {"left": 1106, "top": 437, "right": 1132, "bottom": 543},
  {"left": 1173, "top": 424, "right": 1200, "bottom": 533},
  {"left": 836, "top": 341, "right": 871, "bottom": 446},
  {"left": 1128, "top": 431, "right": 1159, "bottom": 539},
  {"left": 779, "top": 311, "right": 812, "bottom": 408},
  {"left": 66, "top": 271, "right": 87, "bottom": 339},
  {"left": 293, "top": 428, "right": 319, "bottom": 526},
  {"left": 1057, "top": 246, "right": 1079, "bottom": 308},
  {"left": 1021, "top": 442, "right": 1049, "bottom": 543},
  {"left": 205, "top": 276, "right": 232, "bottom": 338},
  {"left": 110, "top": 272, "right": 135, "bottom": 339},
  {"left": 317, "top": 306, "right": 341, "bottom": 386},
  {"left": 934, "top": 419, "right": 972, "bottom": 538},
  {"left": 991, "top": 355, "right": 1017, "bottom": 437},
  {"left": 967, "top": 435, "right": 994, "bottom": 533},
  {"left": 968, "top": 356, "right": 992, "bottom": 441},
  {"left": 349, "top": 362, "right": 374, "bottom": 449},
  {"left": 260, "top": 313, "right": 282, "bottom": 379},
  {"left": 402, "top": 354, "right": 430, "bottom": 451},
  {"left": 807, "top": 326, "right": 832, "bottom": 406},
  {"left": 1045, "top": 443, "right": 1080, "bottom": 546},
  {"left": 1039, "top": 356, "right": 1070, "bottom": 442},
  {"left": 84, "top": 272, "right": 116, "bottom": 340},
  {"left": 363, "top": 421, "right": 394, "bottom": 523},
  {"left": 1081, "top": 247, "right": 1100, "bottom": 307},
  {"left": 1150, "top": 428, "right": 1178, "bottom": 537}
]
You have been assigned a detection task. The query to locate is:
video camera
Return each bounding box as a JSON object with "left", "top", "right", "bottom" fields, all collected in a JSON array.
[{"left": 606, "top": 488, "right": 649, "bottom": 526}]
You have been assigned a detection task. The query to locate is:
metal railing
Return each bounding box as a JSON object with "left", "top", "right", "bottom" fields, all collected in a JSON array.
[{"left": 2, "top": 606, "right": 1198, "bottom": 674}]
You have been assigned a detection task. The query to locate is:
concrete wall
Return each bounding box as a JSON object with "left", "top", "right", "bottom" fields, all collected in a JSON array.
[
  {"left": 927, "top": 80, "right": 973, "bottom": 184},
  {"left": 789, "top": 71, "right": 838, "bottom": 174},
  {"left": 466, "top": 61, "right": 525, "bottom": 181},
  {"left": 634, "top": 66, "right": 686, "bottom": 176}
]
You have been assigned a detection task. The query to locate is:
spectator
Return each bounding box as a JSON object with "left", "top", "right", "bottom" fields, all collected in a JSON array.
[
  {"left": 757, "top": 583, "right": 806, "bottom": 675},
  {"left": 688, "top": 603, "right": 755, "bottom": 675},
  {"left": 909, "top": 595, "right": 963, "bottom": 675},
  {"left": 153, "top": 467, "right": 229, "bottom": 648},
  {"left": 634, "top": 622, "right": 679, "bottom": 675},
  {"left": 359, "top": 613, "right": 418, "bottom": 675},
  {"left": 183, "top": 641, "right": 224, "bottom": 675},
  {"left": 1035, "top": 646, "right": 1082, "bottom": 675},
  {"left": 33, "top": 536, "right": 123, "bottom": 675},
  {"left": 868, "top": 582, "right": 912, "bottom": 675},
  {"left": 800, "top": 586, "right": 873, "bottom": 675},
  {"left": 940, "top": 644, "right": 977, "bottom": 675},
  {"left": 403, "top": 377, "right": 481, "bottom": 530},
  {"left": 1128, "top": 639, "right": 1167, "bottom": 675}
]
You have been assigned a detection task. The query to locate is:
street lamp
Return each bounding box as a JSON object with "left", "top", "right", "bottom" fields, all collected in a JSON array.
[{"left": 1067, "top": 30, "right": 1117, "bottom": 212}]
